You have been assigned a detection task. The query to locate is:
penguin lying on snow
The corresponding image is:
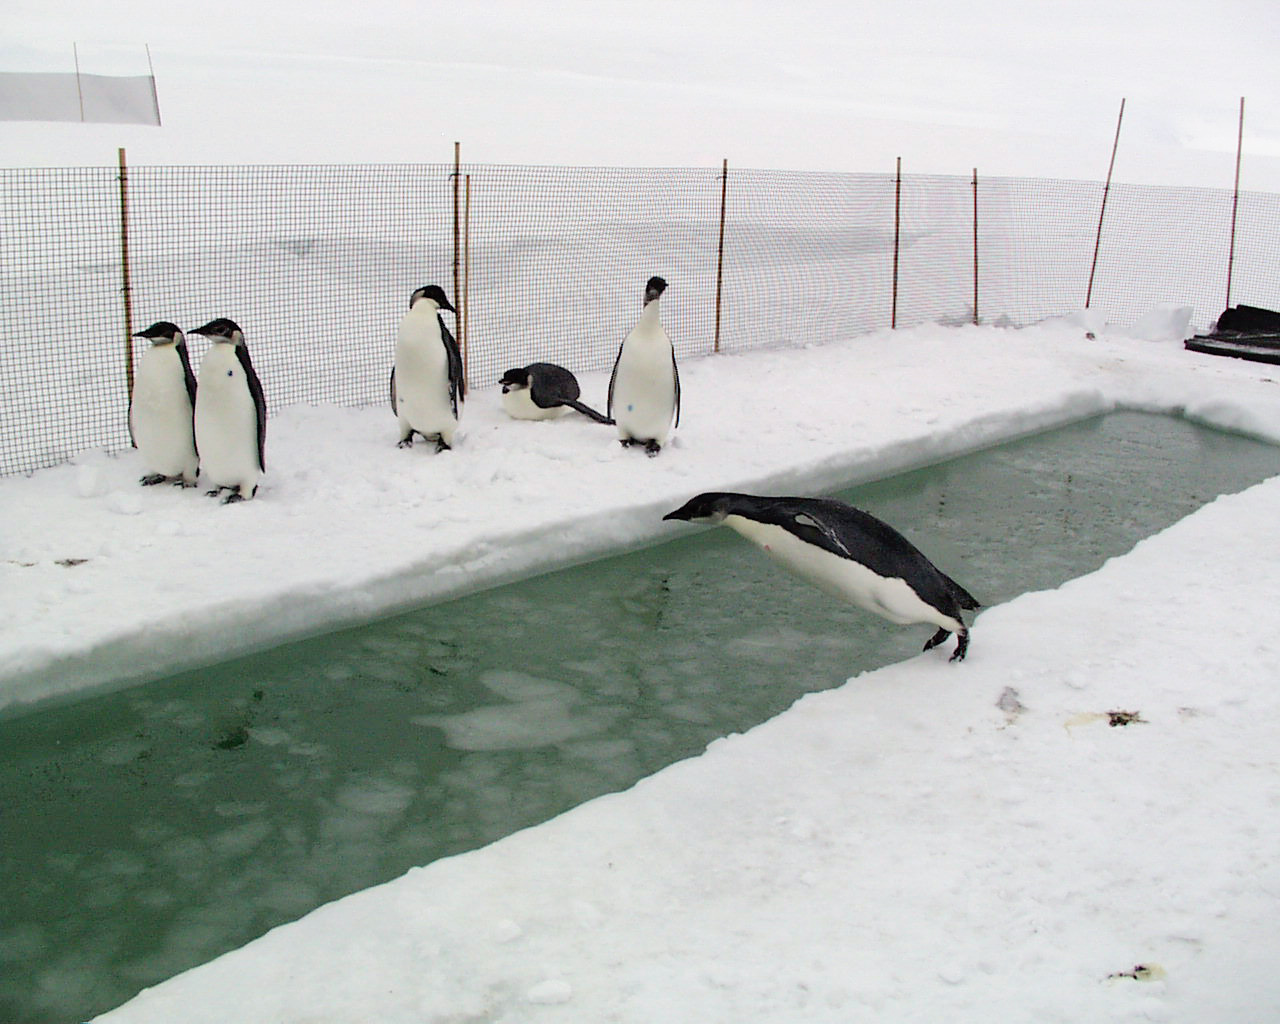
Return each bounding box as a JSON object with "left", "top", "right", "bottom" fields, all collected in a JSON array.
[
  {"left": 664, "top": 492, "right": 980, "bottom": 661},
  {"left": 191, "top": 318, "right": 267, "bottom": 504},
  {"left": 391, "top": 285, "right": 463, "bottom": 452},
  {"left": 129, "top": 321, "right": 199, "bottom": 487},
  {"left": 499, "top": 362, "right": 612, "bottom": 424},
  {"left": 608, "top": 276, "right": 680, "bottom": 456}
]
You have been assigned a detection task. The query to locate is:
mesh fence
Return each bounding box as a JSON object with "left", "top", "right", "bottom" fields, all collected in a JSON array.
[{"left": 2, "top": 162, "right": 1278, "bottom": 477}]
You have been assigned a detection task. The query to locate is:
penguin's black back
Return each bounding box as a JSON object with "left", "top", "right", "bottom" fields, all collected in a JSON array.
[
  {"left": 732, "top": 494, "right": 978, "bottom": 616},
  {"left": 526, "top": 362, "right": 581, "bottom": 407}
]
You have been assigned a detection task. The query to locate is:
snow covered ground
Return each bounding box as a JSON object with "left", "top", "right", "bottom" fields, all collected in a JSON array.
[{"left": 2, "top": 314, "right": 1278, "bottom": 1020}]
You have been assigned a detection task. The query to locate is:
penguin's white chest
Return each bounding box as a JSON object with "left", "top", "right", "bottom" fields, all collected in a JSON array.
[
  {"left": 196, "top": 345, "right": 260, "bottom": 489},
  {"left": 613, "top": 323, "right": 676, "bottom": 443},
  {"left": 395, "top": 316, "right": 456, "bottom": 436},
  {"left": 724, "top": 515, "right": 957, "bottom": 630},
  {"left": 131, "top": 347, "right": 196, "bottom": 477},
  {"left": 502, "top": 387, "right": 568, "bottom": 421}
]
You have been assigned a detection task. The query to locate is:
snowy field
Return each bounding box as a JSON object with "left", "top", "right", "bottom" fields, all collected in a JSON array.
[{"left": 1, "top": 314, "right": 1278, "bottom": 1020}]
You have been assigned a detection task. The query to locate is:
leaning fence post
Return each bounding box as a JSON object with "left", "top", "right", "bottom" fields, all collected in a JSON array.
[
  {"left": 892, "top": 157, "right": 901, "bottom": 329},
  {"left": 1226, "top": 96, "right": 1245, "bottom": 310},
  {"left": 118, "top": 147, "right": 136, "bottom": 399},
  {"left": 1086, "top": 98, "right": 1125, "bottom": 309},
  {"left": 972, "top": 167, "right": 979, "bottom": 325},
  {"left": 714, "top": 158, "right": 728, "bottom": 354}
]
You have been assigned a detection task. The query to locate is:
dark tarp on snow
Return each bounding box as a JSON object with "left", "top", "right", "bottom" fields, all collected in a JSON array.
[{"left": 1185, "top": 305, "right": 1280, "bottom": 365}]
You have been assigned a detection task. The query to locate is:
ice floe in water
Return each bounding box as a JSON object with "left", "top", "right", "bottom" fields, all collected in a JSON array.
[{"left": 415, "top": 669, "right": 620, "bottom": 751}]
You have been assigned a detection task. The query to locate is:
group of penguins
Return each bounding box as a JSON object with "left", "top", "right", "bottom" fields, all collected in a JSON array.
[{"left": 128, "top": 275, "right": 979, "bottom": 661}]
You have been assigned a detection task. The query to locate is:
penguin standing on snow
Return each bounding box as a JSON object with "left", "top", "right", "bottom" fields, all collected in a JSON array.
[
  {"left": 191, "top": 318, "right": 266, "bottom": 503},
  {"left": 391, "top": 285, "right": 463, "bottom": 451},
  {"left": 663, "top": 492, "right": 980, "bottom": 661},
  {"left": 129, "top": 321, "right": 199, "bottom": 487},
  {"left": 499, "top": 362, "right": 612, "bottom": 424},
  {"left": 608, "top": 276, "right": 680, "bottom": 456}
]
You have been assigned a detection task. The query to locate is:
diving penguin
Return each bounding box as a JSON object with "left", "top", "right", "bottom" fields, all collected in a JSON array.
[
  {"left": 129, "top": 321, "right": 199, "bottom": 487},
  {"left": 663, "top": 492, "right": 980, "bottom": 661},
  {"left": 608, "top": 276, "right": 680, "bottom": 456},
  {"left": 391, "top": 285, "right": 463, "bottom": 451},
  {"left": 191, "top": 318, "right": 267, "bottom": 503},
  {"left": 499, "top": 362, "right": 613, "bottom": 423}
]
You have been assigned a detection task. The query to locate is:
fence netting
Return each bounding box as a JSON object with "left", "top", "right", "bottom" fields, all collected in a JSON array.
[{"left": 2, "top": 162, "right": 1277, "bottom": 477}]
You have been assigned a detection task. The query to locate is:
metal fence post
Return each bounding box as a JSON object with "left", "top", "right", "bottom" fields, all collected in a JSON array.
[
  {"left": 118, "top": 147, "right": 136, "bottom": 398},
  {"left": 714, "top": 158, "right": 728, "bottom": 354}
]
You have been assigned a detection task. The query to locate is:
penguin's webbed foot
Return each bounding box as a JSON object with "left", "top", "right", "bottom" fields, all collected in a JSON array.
[
  {"left": 140, "top": 473, "right": 169, "bottom": 486},
  {"left": 949, "top": 629, "right": 970, "bottom": 662},
  {"left": 644, "top": 440, "right": 661, "bottom": 457},
  {"left": 619, "top": 438, "right": 634, "bottom": 449},
  {"left": 205, "top": 487, "right": 225, "bottom": 498},
  {"left": 434, "top": 437, "right": 452, "bottom": 453},
  {"left": 397, "top": 436, "right": 414, "bottom": 449},
  {"left": 923, "top": 627, "right": 950, "bottom": 653}
]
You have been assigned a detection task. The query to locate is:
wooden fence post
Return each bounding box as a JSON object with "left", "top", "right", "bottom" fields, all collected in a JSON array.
[
  {"left": 1226, "top": 97, "right": 1245, "bottom": 310},
  {"left": 118, "top": 147, "right": 135, "bottom": 399},
  {"left": 452, "top": 141, "right": 461, "bottom": 311},
  {"left": 892, "top": 157, "right": 901, "bottom": 329},
  {"left": 463, "top": 172, "right": 471, "bottom": 392},
  {"left": 714, "top": 158, "right": 728, "bottom": 353},
  {"left": 972, "top": 168, "right": 979, "bottom": 325},
  {"left": 1086, "top": 98, "right": 1125, "bottom": 308}
]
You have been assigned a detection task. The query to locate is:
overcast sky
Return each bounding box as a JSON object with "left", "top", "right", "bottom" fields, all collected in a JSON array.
[{"left": 3, "top": 0, "right": 1279, "bottom": 189}]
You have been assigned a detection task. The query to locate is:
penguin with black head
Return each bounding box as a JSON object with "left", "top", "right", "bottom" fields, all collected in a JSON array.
[
  {"left": 664, "top": 492, "right": 979, "bottom": 660},
  {"left": 391, "top": 284, "right": 463, "bottom": 452},
  {"left": 499, "top": 362, "right": 612, "bottom": 423},
  {"left": 191, "top": 318, "right": 266, "bottom": 504},
  {"left": 129, "top": 320, "right": 199, "bottom": 487},
  {"left": 608, "top": 276, "right": 679, "bottom": 456}
]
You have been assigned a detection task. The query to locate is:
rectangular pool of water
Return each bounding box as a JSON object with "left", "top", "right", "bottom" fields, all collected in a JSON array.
[{"left": 4, "top": 411, "right": 1280, "bottom": 1023}]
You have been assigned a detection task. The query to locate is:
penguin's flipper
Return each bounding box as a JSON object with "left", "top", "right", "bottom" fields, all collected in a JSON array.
[
  {"left": 789, "top": 510, "right": 853, "bottom": 560},
  {"left": 440, "top": 315, "right": 465, "bottom": 412},
  {"left": 177, "top": 339, "right": 198, "bottom": 410},
  {"left": 606, "top": 345, "right": 623, "bottom": 420},
  {"left": 563, "top": 398, "right": 614, "bottom": 424},
  {"left": 389, "top": 366, "right": 397, "bottom": 414},
  {"left": 178, "top": 340, "right": 199, "bottom": 457},
  {"left": 237, "top": 344, "right": 268, "bottom": 472},
  {"left": 671, "top": 350, "right": 682, "bottom": 429}
]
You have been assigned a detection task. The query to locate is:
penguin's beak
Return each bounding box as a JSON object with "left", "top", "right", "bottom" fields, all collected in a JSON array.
[{"left": 662, "top": 509, "right": 686, "bottom": 522}]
